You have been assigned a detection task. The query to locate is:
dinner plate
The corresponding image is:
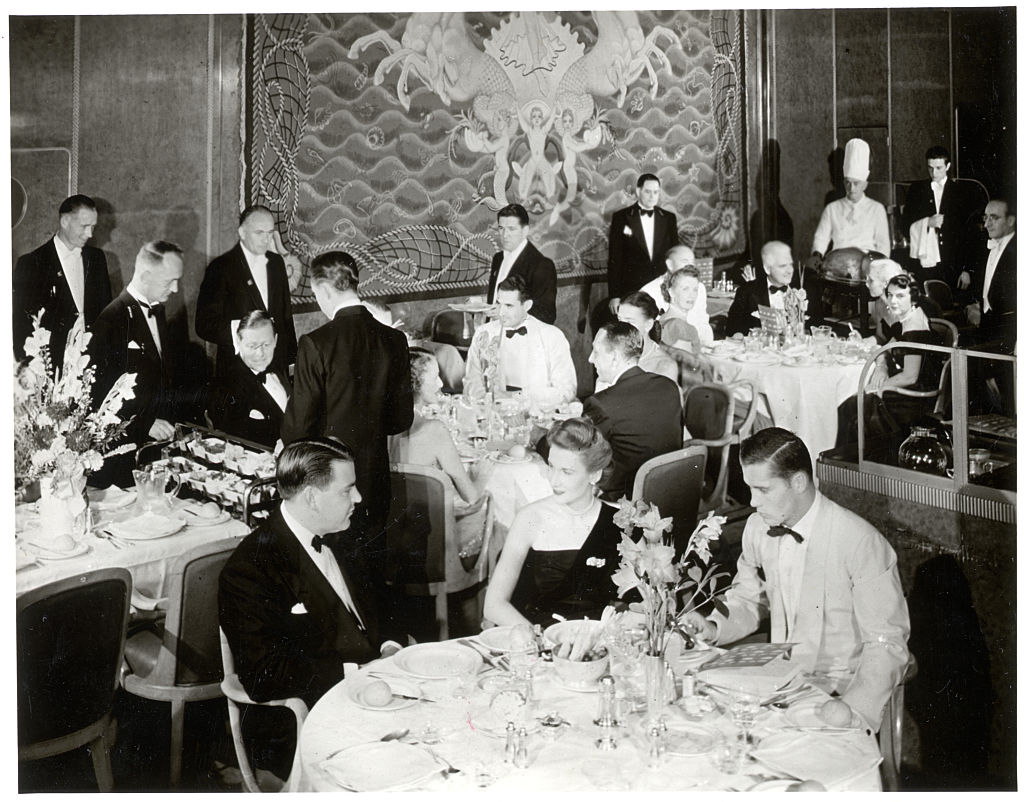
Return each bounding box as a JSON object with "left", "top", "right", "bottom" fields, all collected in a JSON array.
[
  {"left": 347, "top": 679, "right": 420, "bottom": 712},
  {"left": 106, "top": 512, "right": 186, "bottom": 540},
  {"left": 487, "top": 450, "right": 531, "bottom": 465},
  {"left": 733, "top": 352, "right": 781, "bottom": 365},
  {"left": 449, "top": 302, "right": 496, "bottom": 314},
  {"left": 87, "top": 487, "right": 138, "bottom": 511},
  {"left": 549, "top": 674, "right": 601, "bottom": 693},
  {"left": 833, "top": 354, "right": 861, "bottom": 366},
  {"left": 178, "top": 506, "right": 232, "bottom": 527},
  {"left": 392, "top": 643, "right": 483, "bottom": 680},
  {"left": 319, "top": 742, "right": 444, "bottom": 792},
  {"left": 663, "top": 722, "right": 718, "bottom": 756},
  {"left": 710, "top": 341, "right": 743, "bottom": 354},
  {"left": 748, "top": 778, "right": 796, "bottom": 791},
  {"left": 19, "top": 538, "right": 90, "bottom": 560},
  {"left": 782, "top": 355, "right": 816, "bottom": 368},
  {"left": 476, "top": 626, "right": 517, "bottom": 653},
  {"left": 784, "top": 699, "right": 862, "bottom": 730}
]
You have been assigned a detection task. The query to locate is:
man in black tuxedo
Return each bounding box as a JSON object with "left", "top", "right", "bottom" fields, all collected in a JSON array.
[
  {"left": 606, "top": 173, "right": 679, "bottom": 316},
  {"left": 89, "top": 241, "right": 185, "bottom": 488},
  {"left": 219, "top": 439, "right": 402, "bottom": 781},
  {"left": 726, "top": 241, "right": 826, "bottom": 336},
  {"left": 485, "top": 203, "right": 557, "bottom": 324},
  {"left": 584, "top": 321, "right": 682, "bottom": 500},
  {"left": 196, "top": 205, "right": 297, "bottom": 375},
  {"left": 208, "top": 310, "right": 291, "bottom": 449},
  {"left": 281, "top": 251, "right": 414, "bottom": 576},
  {"left": 902, "top": 145, "right": 977, "bottom": 286},
  {"left": 13, "top": 194, "right": 112, "bottom": 367}
]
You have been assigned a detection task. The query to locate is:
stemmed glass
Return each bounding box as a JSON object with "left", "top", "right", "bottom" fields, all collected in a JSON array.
[{"left": 727, "top": 691, "right": 759, "bottom": 745}]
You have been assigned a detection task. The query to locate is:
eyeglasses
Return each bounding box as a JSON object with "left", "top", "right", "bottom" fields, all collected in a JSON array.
[{"left": 241, "top": 341, "right": 274, "bottom": 352}]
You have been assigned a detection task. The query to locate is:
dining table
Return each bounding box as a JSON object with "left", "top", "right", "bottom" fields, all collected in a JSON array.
[
  {"left": 704, "top": 336, "right": 875, "bottom": 462},
  {"left": 293, "top": 635, "right": 882, "bottom": 792},
  {"left": 15, "top": 487, "right": 249, "bottom": 601}
]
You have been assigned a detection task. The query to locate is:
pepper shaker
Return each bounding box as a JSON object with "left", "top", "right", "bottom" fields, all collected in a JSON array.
[
  {"left": 513, "top": 726, "right": 529, "bottom": 768},
  {"left": 593, "top": 675, "right": 618, "bottom": 727},
  {"left": 503, "top": 721, "right": 516, "bottom": 763}
]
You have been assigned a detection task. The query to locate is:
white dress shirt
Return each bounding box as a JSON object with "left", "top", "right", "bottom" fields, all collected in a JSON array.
[
  {"left": 126, "top": 284, "right": 162, "bottom": 356},
  {"left": 259, "top": 369, "right": 289, "bottom": 411},
  {"left": 931, "top": 178, "right": 946, "bottom": 218},
  {"left": 281, "top": 501, "right": 365, "bottom": 630},
  {"left": 464, "top": 316, "right": 576, "bottom": 405},
  {"left": 767, "top": 282, "right": 788, "bottom": 312},
  {"left": 639, "top": 208, "right": 656, "bottom": 260},
  {"left": 240, "top": 242, "right": 270, "bottom": 310},
  {"left": 495, "top": 239, "right": 528, "bottom": 288},
  {"left": 982, "top": 232, "right": 1014, "bottom": 313},
  {"left": 812, "top": 196, "right": 891, "bottom": 256},
  {"left": 53, "top": 235, "right": 85, "bottom": 315},
  {"left": 776, "top": 494, "right": 825, "bottom": 641}
]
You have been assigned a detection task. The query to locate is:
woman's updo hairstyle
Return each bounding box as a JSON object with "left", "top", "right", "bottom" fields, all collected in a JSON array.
[{"left": 546, "top": 417, "right": 613, "bottom": 474}]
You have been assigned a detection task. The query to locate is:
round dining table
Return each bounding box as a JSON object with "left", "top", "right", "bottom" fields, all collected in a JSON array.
[
  {"left": 705, "top": 347, "right": 867, "bottom": 462},
  {"left": 293, "top": 640, "right": 882, "bottom": 793}
]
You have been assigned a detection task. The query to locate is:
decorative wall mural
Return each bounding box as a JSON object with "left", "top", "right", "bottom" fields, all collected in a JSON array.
[{"left": 243, "top": 11, "right": 747, "bottom": 302}]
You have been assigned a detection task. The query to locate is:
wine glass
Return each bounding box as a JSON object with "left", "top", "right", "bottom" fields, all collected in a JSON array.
[{"left": 727, "top": 692, "right": 759, "bottom": 744}]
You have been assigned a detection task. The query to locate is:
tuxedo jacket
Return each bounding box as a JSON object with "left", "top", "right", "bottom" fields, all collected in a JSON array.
[
  {"left": 709, "top": 494, "right": 910, "bottom": 731},
  {"left": 13, "top": 238, "right": 111, "bottom": 365},
  {"left": 486, "top": 241, "right": 557, "bottom": 324},
  {"left": 195, "top": 243, "right": 297, "bottom": 373},
  {"left": 966, "top": 235, "right": 1016, "bottom": 351},
  {"left": 281, "top": 306, "right": 414, "bottom": 546},
  {"left": 208, "top": 354, "right": 292, "bottom": 448},
  {"left": 725, "top": 272, "right": 826, "bottom": 337},
  {"left": 902, "top": 178, "right": 976, "bottom": 271},
  {"left": 584, "top": 366, "right": 682, "bottom": 501},
  {"left": 607, "top": 203, "right": 680, "bottom": 299},
  {"left": 218, "top": 508, "right": 391, "bottom": 706}
]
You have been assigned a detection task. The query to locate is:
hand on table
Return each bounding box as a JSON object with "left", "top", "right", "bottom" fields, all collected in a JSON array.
[
  {"left": 679, "top": 610, "right": 718, "bottom": 643},
  {"left": 149, "top": 419, "right": 176, "bottom": 441}
]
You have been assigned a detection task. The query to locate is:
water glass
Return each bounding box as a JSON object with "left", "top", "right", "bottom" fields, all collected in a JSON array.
[
  {"left": 711, "top": 736, "right": 748, "bottom": 774},
  {"left": 728, "top": 693, "right": 759, "bottom": 743}
]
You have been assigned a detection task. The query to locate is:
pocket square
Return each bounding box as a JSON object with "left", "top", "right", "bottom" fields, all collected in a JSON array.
[
  {"left": 249, "top": 409, "right": 267, "bottom": 420},
  {"left": 585, "top": 557, "right": 606, "bottom": 568},
  {"left": 622, "top": 225, "right": 633, "bottom": 237},
  {"left": 291, "top": 602, "right": 308, "bottom": 615},
  {"left": 128, "top": 340, "right": 142, "bottom": 350}
]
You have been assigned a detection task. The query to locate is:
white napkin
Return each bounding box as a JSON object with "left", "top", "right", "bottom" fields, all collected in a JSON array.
[
  {"left": 751, "top": 730, "right": 882, "bottom": 788},
  {"left": 320, "top": 742, "right": 443, "bottom": 791},
  {"left": 88, "top": 486, "right": 137, "bottom": 511},
  {"left": 107, "top": 512, "right": 183, "bottom": 539}
]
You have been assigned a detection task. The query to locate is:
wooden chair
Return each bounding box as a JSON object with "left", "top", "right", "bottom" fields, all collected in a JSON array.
[
  {"left": 682, "top": 380, "right": 759, "bottom": 513},
  {"left": 886, "top": 318, "right": 959, "bottom": 417},
  {"left": 18, "top": 567, "right": 132, "bottom": 792},
  {"left": 219, "top": 628, "right": 309, "bottom": 793},
  {"left": 386, "top": 463, "right": 495, "bottom": 640},
  {"left": 120, "top": 540, "right": 238, "bottom": 787},
  {"left": 631, "top": 444, "right": 708, "bottom": 558}
]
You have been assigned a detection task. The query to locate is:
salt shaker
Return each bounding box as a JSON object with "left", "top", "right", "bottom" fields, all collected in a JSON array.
[
  {"left": 594, "top": 675, "right": 617, "bottom": 727},
  {"left": 681, "top": 669, "right": 696, "bottom": 698},
  {"left": 503, "top": 721, "right": 516, "bottom": 763},
  {"left": 513, "top": 726, "right": 529, "bottom": 768},
  {"left": 647, "top": 726, "right": 665, "bottom": 766}
]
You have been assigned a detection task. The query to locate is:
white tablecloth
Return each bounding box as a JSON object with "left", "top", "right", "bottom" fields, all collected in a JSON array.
[
  {"left": 295, "top": 647, "right": 881, "bottom": 792},
  {"left": 469, "top": 452, "right": 552, "bottom": 558},
  {"left": 16, "top": 498, "right": 249, "bottom": 598},
  {"left": 706, "top": 353, "right": 865, "bottom": 461}
]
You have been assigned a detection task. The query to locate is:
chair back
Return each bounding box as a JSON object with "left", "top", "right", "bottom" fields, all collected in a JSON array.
[
  {"left": 929, "top": 317, "right": 958, "bottom": 349},
  {"left": 430, "top": 310, "right": 472, "bottom": 350},
  {"left": 923, "top": 280, "right": 954, "bottom": 312},
  {"left": 17, "top": 568, "right": 132, "bottom": 747},
  {"left": 632, "top": 444, "right": 708, "bottom": 558}
]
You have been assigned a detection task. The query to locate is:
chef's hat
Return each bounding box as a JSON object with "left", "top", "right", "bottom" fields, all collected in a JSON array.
[{"left": 843, "top": 138, "right": 871, "bottom": 181}]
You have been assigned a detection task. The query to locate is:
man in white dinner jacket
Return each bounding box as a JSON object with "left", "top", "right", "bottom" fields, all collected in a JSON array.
[
  {"left": 463, "top": 274, "right": 576, "bottom": 406},
  {"left": 681, "top": 427, "right": 910, "bottom": 732}
]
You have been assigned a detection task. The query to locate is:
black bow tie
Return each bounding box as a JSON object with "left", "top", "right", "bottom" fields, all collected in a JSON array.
[
  {"left": 311, "top": 532, "right": 343, "bottom": 554},
  {"left": 767, "top": 525, "right": 804, "bottom": 543},
  {"left": 254, "top": 368, "right": 271, "bottom": 382},
  {"left": 769, "top": 284, "right": 789, "bottom": 295},
  {"left": 639, "top": 208, "right": 655, "bottom": 217},
  {"left": 881, "top": 320, "right": 903, "bottom": 341},
  {"left": 139, "top": 301, "right": 161, "bottom": 318},
  {"left": 505, "top": 326, "right": 528, "bottom": 339}
]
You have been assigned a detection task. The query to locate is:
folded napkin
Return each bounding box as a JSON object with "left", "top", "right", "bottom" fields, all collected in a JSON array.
[
  {"left": 751, "top": 730, "right": 882, "bottom": 788},
  {"left": 107, "top": 512, "right": 183, "bottom": 539},
  {"left": 699, "top": 647, "right": 802, "bottom": 699},
  {"left": 87, "top": 486, "right": 137, "bottom": 511},
  {"left": 320, "top": 742, "right": 443, "bottom": 792}
]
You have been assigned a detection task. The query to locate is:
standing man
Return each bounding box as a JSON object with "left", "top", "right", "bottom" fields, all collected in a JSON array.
[
  {"left": 902, "top": 145, "right": 975, "bottom": 287},
  {"left": 726, "top": 241, "right": 825, "bottom": 336},
  {"left": 464, "top": 274, "right": 576, "bottom": 406},
  {"left": 682, "top": 427, "right": 910, "bottom": 733},
  {"left": 485, "top": 203, "right": 557, "bottom": 324},
  {"left": 196, "top": 205, "right": 297, "bottom": 375},
  {"left": 607, "top": 173, "right": 679, "bottom": 316},
  {"left": 13, "top": 194, "right": 111, "bottom": 366},
  {"left": 281, "top": 251, "right": 414, "bottom": 575},
  {"left": 585, "top": 321, "right": 682, "bottom": 501},
  {"left": 89, "top": 241, "right": 185, "bottom": 488}
]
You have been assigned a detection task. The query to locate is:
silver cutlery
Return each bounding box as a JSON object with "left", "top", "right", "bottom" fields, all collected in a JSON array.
[{"left": 320, "top": 728, "right": 409, "bottom": 762}]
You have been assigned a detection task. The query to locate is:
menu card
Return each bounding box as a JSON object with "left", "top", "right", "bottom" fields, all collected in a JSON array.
[{"left": 758, "top": 305, "right": 786, "bottom": 336}]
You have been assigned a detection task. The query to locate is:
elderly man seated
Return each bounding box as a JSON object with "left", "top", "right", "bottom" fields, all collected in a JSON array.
[
  {"left": 682, "top": 427, "right": 910, "bottom": 732},
  {"left": 726, "top": 241, "right": 825, "bottom": 336},
  {"left": 464, "top": 274, "right": 576, "bottom": 406}
]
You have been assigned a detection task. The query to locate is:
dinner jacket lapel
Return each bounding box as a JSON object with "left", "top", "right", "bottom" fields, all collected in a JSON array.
[
  {"left": 124, "top": 296, "right": 162, "bottom": 365},
  {"left": 789, "top": 501, "right": 832, "bottom": 669},
  {"left": 630, "top": 206, "right": 652, "bottom": 263},
  {"left": 234, "top": 249, "right": 269, "bottom": 313},
  {"left": 287, "top": 530, "right": 369, "bottom": 643}
]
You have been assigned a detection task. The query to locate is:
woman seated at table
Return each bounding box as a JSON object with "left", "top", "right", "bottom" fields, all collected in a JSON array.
[
  {"left": 592, "top": 291, "right": 678, "bottom": 392},
  {"left": 389, "top": 348, "right": 479, "bottom": 505},
  {"left": 483, "top": 417, "right": 623, "bottom": 628},
  {"left": 836, "top": 273, "right": 940, "bottom": 447},
  {"left": 207, "top": 310, "right": 290, "bottom": 449},
  {"left": 658, "top": 267, "right": 716, "bottom": 388}
]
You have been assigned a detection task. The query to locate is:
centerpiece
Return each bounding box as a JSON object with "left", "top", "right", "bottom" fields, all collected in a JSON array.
[
  {"left": 465, "top": 327, "right": 503, "bottom": 402},
  {"left": 611, "top": 499, "right": 729, "bottom": 724},
  {"left": 14, "top": 315, "right": 136, "bottom": 546},
  {"left": 783, "top": 263, "right": 810, "bottom": 340}
]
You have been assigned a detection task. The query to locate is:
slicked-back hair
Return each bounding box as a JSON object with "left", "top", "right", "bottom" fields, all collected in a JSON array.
[
  {"left": 496, "top": 272, "right": 531, "bottom": 302},
  {"left": 496, "top": 203, "right": 529, "bottom": 227},
  {"left": 990, "top": 197, "right": 1016, "bottom": 218},
  {"left": 239, "top": 204, "right": 274, "bottom": 226},
  {"left": 637, "top": 172, "right": 660, "bottom": 188},
  {"left": 136, "top": 240, "right": 184, "bottom": 271},
  {"left": 59, "top": 194, "right": 97, "bottom": 216},
  {"left": 547, "top": 416, "right": 613, "bottom": 474},
  {"left": 597, "top": 320, "right": 644, "bottom": 361},
  {"left": 619, "top": 291, "right": 663, "bottom": 343},
  {"left": 237, "top": 309, "right": 277, "bottom": 337},
  {"left": 739, "top": 427, "right": 813, "bottom": 481},
  {"left": 925, "top": 145, "right": 951, "bottom": 164},
  {"left": 309, "top": 250, "right": 359, "bottom": 292},
  {"left": 276, "top": 437, "right": 354, "bottom": 500}
]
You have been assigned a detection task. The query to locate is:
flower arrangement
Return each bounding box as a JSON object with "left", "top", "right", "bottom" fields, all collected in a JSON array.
[
  {"left": 468, "top": 327, "right": 503, "bottom": 400},
  {"left": 611, "top": 499, "right": 730, "bottom": 657},
  {"left": 14, "top": 314, "right": 137, "bottom": 499},
  {"left": 784, "top": 265, "right": 810, "bottom": 335}
]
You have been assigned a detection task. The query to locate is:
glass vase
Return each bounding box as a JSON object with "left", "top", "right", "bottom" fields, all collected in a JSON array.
[
  {"left": 37, "top": 471, "right": 90, "bottom": 544},
  {"left": 643, "top": 654, "right": 671, "bottom": 729}
]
